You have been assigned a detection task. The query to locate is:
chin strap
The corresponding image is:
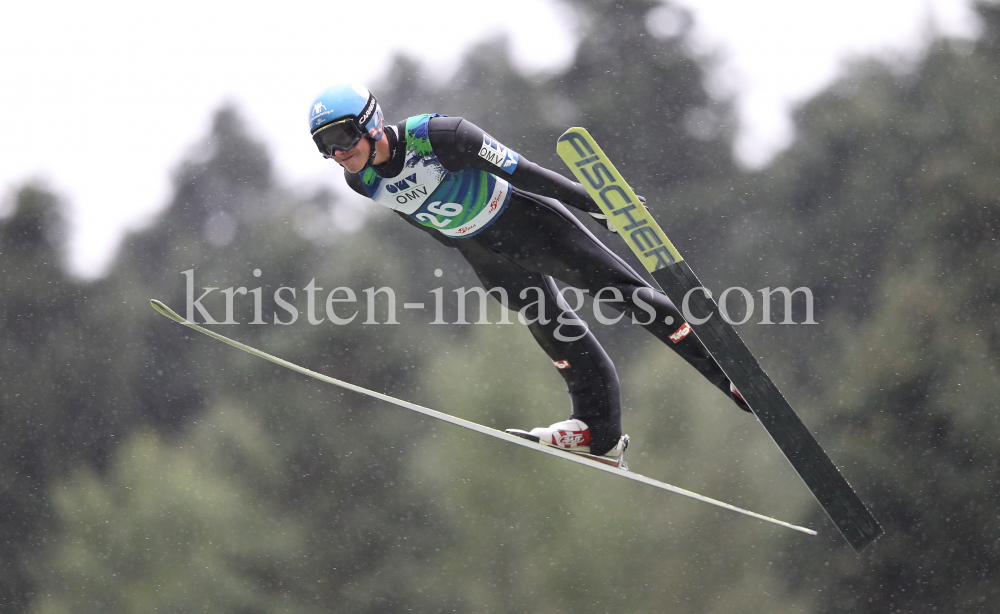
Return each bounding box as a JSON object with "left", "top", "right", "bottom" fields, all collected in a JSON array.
[
  {"left": 364, "top": 125, "right": 398, "bottom": 171},
  {"left": 361, "top": 135, "right": 378, "bottom": 171}
]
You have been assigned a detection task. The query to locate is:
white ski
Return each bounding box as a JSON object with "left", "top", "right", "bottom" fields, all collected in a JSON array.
[{"left": 150, "top": 298, "right": 816, "bottom": 537}]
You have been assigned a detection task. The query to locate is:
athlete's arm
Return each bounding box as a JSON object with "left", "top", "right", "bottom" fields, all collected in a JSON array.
[{"left": 426, "top": 117, "right": 600, "bottom": 214}]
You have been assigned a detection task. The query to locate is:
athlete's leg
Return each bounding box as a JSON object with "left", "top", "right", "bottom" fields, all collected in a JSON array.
[
  {"left": 476, "top": 190, "right": 749, "bottom": 411},
  {"left": 454, "top": 238, "right": 624, "bottom": 455}
]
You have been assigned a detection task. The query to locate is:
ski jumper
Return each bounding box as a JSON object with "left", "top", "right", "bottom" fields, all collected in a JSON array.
[{"left": 345, "top": 115, "right": 744, "bottom": 456}]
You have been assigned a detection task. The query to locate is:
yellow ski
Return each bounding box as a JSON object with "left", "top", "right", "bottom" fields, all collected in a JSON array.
[{"left": 557, "top": 128, "right": 881, "bottom": 552}]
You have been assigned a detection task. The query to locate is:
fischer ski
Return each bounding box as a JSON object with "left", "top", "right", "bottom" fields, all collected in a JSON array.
[
  {"left": 150, "top": 298, "right": 816, "bottom": 538},
  {"left": 556, "top": 128, "right": 882, "bottom": 553}
]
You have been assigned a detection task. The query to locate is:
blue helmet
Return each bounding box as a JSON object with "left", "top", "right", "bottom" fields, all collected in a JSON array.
[{"left": 308, "top": 84, "right": 385, "bottom": 162}]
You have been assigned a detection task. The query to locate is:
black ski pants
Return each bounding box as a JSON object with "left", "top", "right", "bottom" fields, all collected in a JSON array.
[{"left": 451, "top": 190, "right": 738, "bottom": 456}]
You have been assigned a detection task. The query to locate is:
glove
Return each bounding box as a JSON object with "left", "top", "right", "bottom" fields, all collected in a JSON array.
[{"left": 588, "top": 195, "right": 647, "bottom": 234}]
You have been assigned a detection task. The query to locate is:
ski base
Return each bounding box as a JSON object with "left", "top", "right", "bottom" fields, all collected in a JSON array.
[
  {"left": 652, "top": 260, "right": 883, "bottom": 551},
  {"left": 150, "top": 298, "right": 816, "bottom": 538},
  {"left": 556, "top": 127, "right": 881, "bottom": 552}
]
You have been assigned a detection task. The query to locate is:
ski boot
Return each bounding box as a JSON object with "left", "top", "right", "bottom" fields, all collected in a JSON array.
[{"left": 506, "top": 419, "right": 629, "bottom": 470}]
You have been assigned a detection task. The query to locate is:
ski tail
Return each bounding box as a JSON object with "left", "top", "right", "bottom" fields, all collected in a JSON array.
[
  {"left": 556, "top": 128, "right": 881, "bottom": 552},
  {"left": 653, "top": 261, "right": 882, "bottom": 552}
]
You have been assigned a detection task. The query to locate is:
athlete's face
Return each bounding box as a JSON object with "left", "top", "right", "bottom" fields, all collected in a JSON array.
[{"left": 331, "top": 138, "right": 371, "bottom": 174}]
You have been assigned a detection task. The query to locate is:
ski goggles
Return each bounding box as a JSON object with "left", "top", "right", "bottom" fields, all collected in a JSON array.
[{"left": 312, "top": 118, "right": 366, "bottom": 157}]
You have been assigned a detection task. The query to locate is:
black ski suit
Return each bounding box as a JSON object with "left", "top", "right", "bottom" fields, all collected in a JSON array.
[{"left": 345, "top": 116, "right": 745, "bottom": 455}]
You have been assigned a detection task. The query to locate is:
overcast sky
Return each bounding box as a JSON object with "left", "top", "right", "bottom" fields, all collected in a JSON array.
[{"left": 0, "top": 0, "right": 980, "bottom": 278}]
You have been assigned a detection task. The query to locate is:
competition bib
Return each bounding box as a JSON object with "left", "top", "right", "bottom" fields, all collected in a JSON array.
[{"left": 361, "top": 115, "right": 514, "bottom": 237}]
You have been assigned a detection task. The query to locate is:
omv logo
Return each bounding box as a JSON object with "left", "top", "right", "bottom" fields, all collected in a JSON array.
[
  {"left": 385, "top": 174, "right": 419, "bottom": 194},
  {"left": 478, "top": 134, "right": 519, "bottom": 173},
  {"left": 385, "top": 173, "right": 430, "bottom": 206},
  {"left": 502, "top": 148, "right": 518, "bottom": 171}
]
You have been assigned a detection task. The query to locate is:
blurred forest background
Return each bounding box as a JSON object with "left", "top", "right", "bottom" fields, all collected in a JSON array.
[{"left": 3, "top": 0, "right": 999, "bottom": 612}]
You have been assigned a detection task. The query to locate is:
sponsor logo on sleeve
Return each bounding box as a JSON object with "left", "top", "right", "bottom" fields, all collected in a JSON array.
[
  {"left": 552, "top": 359, "right": 571, "bottom": 369},
  {"left": 478, "top": 134, "right": 520, "bottom": 172}
]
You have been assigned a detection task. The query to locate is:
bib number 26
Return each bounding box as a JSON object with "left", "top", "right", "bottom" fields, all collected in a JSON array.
[{"left": 415, "top": 201, "right": 463, "bottom": 227}]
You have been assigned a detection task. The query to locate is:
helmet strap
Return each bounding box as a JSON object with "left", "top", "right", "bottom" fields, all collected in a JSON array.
[
  {"left": 362, "top": 135, "right": 378, "bottom": 171},
  {"left": 357, "top": 91, "right": 381, "bottom": 171},
  {"left": 364, "top": 124, "right": 396, "bottom": 171},
  {"left": 383, "top": 124, "right": 398, "bottom": 161}
]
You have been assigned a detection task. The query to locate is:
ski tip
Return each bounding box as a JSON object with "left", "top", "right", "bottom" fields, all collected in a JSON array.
[
  {"left": 557, "top": 126, "right": 588, "bottom": 141},
  {"left": 150, "top": 299, "right": 186, "bottom": 324}
]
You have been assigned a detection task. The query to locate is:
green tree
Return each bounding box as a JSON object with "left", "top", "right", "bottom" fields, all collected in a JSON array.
[
  {"left": 0, "top": 184, "right": 75, "bottom": 613},
  {"left": 27, "top": 0, "right": 1000, "bottom": 610},
  {"left": 29, "top": 405, "right": 308, "bottom": 614},
  {"left": 727, "top": 3, "right": 1000, "bottom": 611},
  {"left": 8, "top": 104, "right": 467, "bottom": 613}
]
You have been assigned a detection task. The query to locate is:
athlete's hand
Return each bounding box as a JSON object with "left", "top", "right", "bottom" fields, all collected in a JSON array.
[
  {"left": 588, "top": 211, "right": 616, "bottom": 233},
  {"left": 588, "top": 195, "right": 648, "bottom": 234}
]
